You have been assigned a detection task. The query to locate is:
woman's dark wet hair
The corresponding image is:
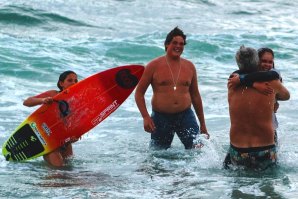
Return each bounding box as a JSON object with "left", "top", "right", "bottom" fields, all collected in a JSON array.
[
  {"left": 258, "top": 47, "right": 275, "bottom": 68},
  {"left": 164, "top": 26, "right": 186, "bottom": 51},
  {"left": 57, "top": 70, "right": 77, "bottom": 91}
]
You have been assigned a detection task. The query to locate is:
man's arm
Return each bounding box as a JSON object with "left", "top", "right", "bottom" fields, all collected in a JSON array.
[
  {"left": 190, "top": 66, "right": 209, "bottom": 138},
  {"left": 134, "top": 63, "right": 155, "bottom": 133}
]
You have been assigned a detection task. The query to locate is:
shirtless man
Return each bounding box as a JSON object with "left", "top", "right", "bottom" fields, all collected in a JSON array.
[
  {"left": 134, "top": 27, "right": 208, "bottom": 150},
  {"left": 225, "top": 46, "right": 290, "bottom": 170}
]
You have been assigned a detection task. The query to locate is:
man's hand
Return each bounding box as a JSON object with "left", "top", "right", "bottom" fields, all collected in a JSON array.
[
  {"left": 228, "top": 74, "right": 240, "bottom": 89},
  {"left": 143, "top": 116, "right": 156, "bottom": 133},
  {"left": 252, "top": 82, "right": 273, "bottom": 95},
  {"left": 200, "top": 125, "right": 210, "bottom": 139}
]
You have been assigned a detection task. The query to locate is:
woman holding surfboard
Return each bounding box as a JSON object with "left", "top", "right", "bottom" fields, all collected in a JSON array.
[{"left": 23, "top": 70, "right": 78, "bottom": 167}]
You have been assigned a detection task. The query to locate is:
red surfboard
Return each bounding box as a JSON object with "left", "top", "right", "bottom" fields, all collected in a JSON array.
[{"left": 2, "top": 65, "right": 144, "bottom": 161}]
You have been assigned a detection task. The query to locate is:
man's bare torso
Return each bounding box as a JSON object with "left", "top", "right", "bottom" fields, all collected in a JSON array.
[
  {"left": 151, "top": 56, "right": 194, "bottom": 113},
  {"left": 228, "top": 86, "right": 275, "bottom": 147}
]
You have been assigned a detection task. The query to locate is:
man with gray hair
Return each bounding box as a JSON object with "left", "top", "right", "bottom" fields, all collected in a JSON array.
[
  {"left": 235, "top": 45, "right": 259, "bottom": 72},
  {"left": 224, "top": 45, "right": 290, "bottom": 170}
]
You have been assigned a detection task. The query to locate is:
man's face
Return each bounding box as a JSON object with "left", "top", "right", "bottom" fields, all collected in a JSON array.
[{"left": 166, "top": 36, "right": 185, "bottom": 57}]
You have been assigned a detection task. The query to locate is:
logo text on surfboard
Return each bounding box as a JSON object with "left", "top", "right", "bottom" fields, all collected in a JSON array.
[
  {"left": 42, "top": 123, "right": 51, "bottom": 136},
  {"left": 30, "top": 122, "right": 46, "bottom": 145},
  {"left": 91, "top": 100, "right": 119, "bottom": 126}
]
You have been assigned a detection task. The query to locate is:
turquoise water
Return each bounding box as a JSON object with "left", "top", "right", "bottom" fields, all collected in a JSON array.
[{"left": 0, "top": 0, "right": 298, "bottom": 198}]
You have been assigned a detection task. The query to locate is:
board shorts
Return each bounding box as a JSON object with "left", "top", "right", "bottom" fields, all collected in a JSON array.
[
  {"left": 150, "top": 108, "right": 199, "bottom": 150},
  {"left": 224, "top": 144, "right": 277, "bottom": 170}
]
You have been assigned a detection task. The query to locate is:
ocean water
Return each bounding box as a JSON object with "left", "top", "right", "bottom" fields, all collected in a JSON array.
[{"left": 0, "top": 0, "right": 298, "bottom": 198}]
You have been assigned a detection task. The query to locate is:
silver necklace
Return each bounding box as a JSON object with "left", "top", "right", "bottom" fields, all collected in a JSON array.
[{"left": 165, "top": 55, "right": 181, "bottom": 91}]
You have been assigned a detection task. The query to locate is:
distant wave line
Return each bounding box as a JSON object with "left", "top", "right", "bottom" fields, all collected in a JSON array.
[{"left": 0, "top": 5, "right": 96, "bottom": 28}]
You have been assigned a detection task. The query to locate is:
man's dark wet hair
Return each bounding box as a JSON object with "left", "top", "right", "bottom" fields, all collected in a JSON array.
[
  {"left": 57, "top": 70, "right": 76, "bottom": 91},
  {"left": 258, "top": 47, "right": 275, "bottom": 68},
  {"left": 164, "top": 26, "right": 187, "bottom": 51}
]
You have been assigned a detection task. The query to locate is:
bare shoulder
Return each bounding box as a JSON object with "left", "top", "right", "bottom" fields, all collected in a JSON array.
[
  {"left": 270, "top": 79, "right": 284, "bottom": 90},
  {"left": 35, "top": 90, "right": 59, "bottom": 98},
  {"left": 181, "top": 57, "right": 197, "bottom": 75},
  {"left": 146, "top": 56, "right": 164, "bottom": 68},
  {"left": 47, "top": 90, "right": 59, "bottom": 97},
  {"left": 270, "top": 79, "right": 290, "bottom": 100},
  {"left": 138, "top": 56, "right": 164, "bottom": 85},
  {"left": 145, "top": 56, "right": 165, "bottom": 75},
  {"left": 181, "top": 57, "right": 196, "bottom": 71},
  {"left": 181, "top": 57, "right": 194, "bottom": 66}
]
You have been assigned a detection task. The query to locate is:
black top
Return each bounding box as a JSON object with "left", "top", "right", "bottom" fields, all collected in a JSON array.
[{"left": 230, "top": 70, "right": 280, "bottom": 87}]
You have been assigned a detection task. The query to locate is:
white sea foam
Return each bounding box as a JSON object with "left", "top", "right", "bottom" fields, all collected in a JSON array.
[{"left": 0, "top": 0, "right": 297, "bottom": 198}]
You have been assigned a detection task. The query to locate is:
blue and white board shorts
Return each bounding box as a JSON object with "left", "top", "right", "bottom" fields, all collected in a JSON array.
[{"left": 150, "top": 108, "right": 199, "bottom": 149}]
